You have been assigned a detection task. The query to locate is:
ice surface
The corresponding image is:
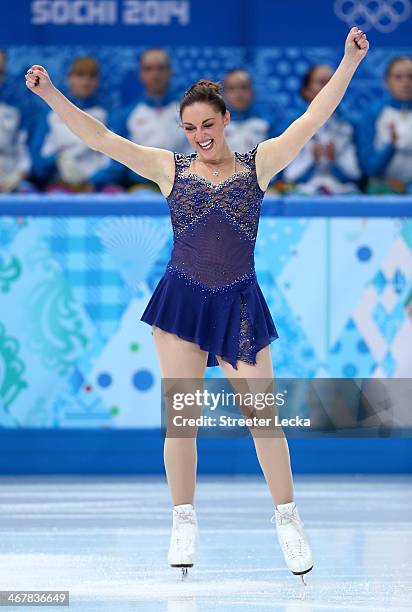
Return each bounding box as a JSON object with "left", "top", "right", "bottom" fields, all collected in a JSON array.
[{"left": 0, "top": 475, "right": 411, "bottom": 611}]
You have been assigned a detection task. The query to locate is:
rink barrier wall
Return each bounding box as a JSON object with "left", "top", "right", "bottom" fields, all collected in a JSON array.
[
  {"left": 0, "top": 430, "right": 411, "bottom": 474},
  {"left": 1, "top": 194, "right": 412, "bottom": 217}
]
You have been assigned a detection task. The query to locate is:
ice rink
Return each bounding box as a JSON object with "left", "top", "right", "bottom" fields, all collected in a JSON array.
[{"left": 0, "top": 475, "right": 411, "bottom": 611}]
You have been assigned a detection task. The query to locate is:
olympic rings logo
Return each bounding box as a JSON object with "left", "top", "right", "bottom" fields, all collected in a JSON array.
[{"left": 334, "top": 0, "right": 411, "bottom": 33}]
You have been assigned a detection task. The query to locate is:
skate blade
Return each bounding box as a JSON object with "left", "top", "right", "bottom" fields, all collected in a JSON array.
[
  {"left": 291, "top": 564, "right": 313, "bottom": 576},
  {"left": 169, "top": 566, "right": 192, "bottom": 580},
  {"left": 170, "top": 564, "right": 193, "bottom": 568},
  {"left": 292, "top": 565, "right": 313, "bottom": 586}
]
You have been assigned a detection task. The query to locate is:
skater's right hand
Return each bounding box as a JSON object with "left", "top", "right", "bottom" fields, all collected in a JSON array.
[{"left": 25, "top": 65, "right": 53, "bottom": 99}]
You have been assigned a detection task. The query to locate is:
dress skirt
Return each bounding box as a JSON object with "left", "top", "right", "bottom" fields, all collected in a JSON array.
[{"left": 140, "top": 265, "right": 279, "bottom": 369}]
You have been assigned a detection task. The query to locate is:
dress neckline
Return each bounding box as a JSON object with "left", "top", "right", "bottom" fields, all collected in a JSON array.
[{"left": 181, "top": 151, "right": 250, "bottom": 189}]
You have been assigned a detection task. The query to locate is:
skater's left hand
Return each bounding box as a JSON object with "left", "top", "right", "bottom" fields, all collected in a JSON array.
[{"left": 344, "top": 27, "right": 369, "bottom": 64}]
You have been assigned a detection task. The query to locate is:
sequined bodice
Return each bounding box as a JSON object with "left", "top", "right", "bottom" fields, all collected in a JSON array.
[{"left": 166, "top": 146, "right": 264, "bottom": 289}]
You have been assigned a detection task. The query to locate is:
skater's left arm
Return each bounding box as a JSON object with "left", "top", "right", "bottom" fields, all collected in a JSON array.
[{"left": 255, "top": 27, "right": 369, "bottom": 190}]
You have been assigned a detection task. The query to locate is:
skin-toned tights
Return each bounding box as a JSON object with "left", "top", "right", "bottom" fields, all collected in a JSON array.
[{"left": 152, "top": 326, "right": 294, "bottom": 508}]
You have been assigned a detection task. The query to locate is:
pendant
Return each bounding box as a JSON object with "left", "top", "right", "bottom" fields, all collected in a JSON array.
[{"left": 212, "top": 170, "right": 219, "bottom": 176}]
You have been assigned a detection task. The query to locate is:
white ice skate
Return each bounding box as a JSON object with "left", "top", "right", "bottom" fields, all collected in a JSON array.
[
  {"left": 271, "top": 501, "right": 314, "bottom": 584},
  {"left": 168, "top": 503, "right": 199, "bottom": 579}
]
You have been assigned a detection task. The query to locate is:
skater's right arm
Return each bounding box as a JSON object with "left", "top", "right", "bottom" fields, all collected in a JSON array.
[{"left": 25, "top": 65, "right": 175, "bottom": 196}]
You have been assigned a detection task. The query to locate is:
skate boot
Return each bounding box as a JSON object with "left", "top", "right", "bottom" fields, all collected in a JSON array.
[
  {"left": 271, "top": 501, "right": 314, "bottom": 584},
  {"left": 168, "top": 503, "right": 199, "bottom": 578}
]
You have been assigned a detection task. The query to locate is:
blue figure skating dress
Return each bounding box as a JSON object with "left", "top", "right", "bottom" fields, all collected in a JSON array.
[{"left": 140, "top": 145, "right": 279, "bottom": 368}]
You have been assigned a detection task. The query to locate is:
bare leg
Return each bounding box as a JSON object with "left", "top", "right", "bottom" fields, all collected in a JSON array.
[
  {"left": 216, "top": 346, "right": 294, "bottom": 506},
  {"left": 152, "top": 326, "right": 208, "bottom": 507}
]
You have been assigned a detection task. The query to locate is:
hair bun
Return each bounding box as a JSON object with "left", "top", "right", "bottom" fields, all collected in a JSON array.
[
  {"left": 195, "top": 79, "right": 222, "bottom": 95},
  {"left": 180, "top": 79, "right": 226, "bottom": 118}
]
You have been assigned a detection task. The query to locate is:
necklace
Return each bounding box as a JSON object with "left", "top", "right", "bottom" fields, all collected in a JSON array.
[{"left": 195, "top": 153, "right": 236, "bottom": 178}]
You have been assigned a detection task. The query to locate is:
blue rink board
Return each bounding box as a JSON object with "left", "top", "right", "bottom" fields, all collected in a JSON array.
[
  {"left": 1, "top": 194, "right": 412, "bottom": 217},
  {"left": 0, "top": 430, "right": 411, "bottom": 475}
]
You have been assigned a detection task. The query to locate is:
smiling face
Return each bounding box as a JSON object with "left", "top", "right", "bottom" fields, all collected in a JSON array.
[
  {"left": 386, "top": 58, "right": 412, "bottom": 102},
  {"left": 181, "top": 102, "right": 231, "bottom": 159}
]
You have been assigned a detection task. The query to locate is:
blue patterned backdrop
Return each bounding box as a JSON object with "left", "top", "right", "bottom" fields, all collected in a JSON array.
[{"left": 1, "top": 198, "right": 411, "bottom": 430}]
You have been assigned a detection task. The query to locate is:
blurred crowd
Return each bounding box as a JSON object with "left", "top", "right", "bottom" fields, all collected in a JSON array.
[{"left": 1, "top": 47, "right": 411, "bottom": 195}]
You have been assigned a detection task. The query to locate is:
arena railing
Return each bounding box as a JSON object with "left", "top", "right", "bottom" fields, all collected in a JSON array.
[{"left": 0, "top": 193, "right": 412, "bottom": 217}]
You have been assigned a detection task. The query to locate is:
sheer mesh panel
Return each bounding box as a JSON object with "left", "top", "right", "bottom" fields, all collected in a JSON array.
[
  {"left": 238, "top": 294, "right": 257, "bottom": 363},
  {"left": 170, "top": 209, "right": 255, "bottom": 288}
]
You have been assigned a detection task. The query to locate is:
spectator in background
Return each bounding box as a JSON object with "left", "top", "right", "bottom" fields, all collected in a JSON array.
[
  {"left": 91, "top": 48, "right": 190, "bottom": 191},
  {"left": 31, "top": 56, "right": 109, "bottom": 191},
  {"left": 356, "top": 56, "right": 412, "bottom": 194},
  {"left": 222, "top": 69, "right": 279, "bottom": 153},
  {"left": 0, "top": 49, "right": 34, "bottom": 193},
  {"left": 282, "top": 64, "right": 361, "bottom": 194}
]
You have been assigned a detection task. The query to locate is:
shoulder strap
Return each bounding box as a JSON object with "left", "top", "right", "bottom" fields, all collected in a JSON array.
[
  {"left": 236, "top": 144, "right": 259, "bottom": 169},
  {"left": 173, "top": 152, "right": 192, "bottom": 175}
]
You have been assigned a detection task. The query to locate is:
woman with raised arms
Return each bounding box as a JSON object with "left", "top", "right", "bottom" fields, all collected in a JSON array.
[{"left": 26, "top": 26, "right": 369, "bottom": 582}]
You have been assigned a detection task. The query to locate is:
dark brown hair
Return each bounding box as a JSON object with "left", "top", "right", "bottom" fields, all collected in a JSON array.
[{"left": 179, "top": 79, "right": 227, "bottom": 119}]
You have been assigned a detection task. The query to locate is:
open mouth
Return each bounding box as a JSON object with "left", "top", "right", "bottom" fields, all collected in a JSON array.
[{"left": 198, "top": 139, "right": 213, "bottom": 151}]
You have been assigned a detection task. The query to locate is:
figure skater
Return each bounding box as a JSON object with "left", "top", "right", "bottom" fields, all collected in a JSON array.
[{"left": 25, "top": 26, "right": 369, "bottom": 583}]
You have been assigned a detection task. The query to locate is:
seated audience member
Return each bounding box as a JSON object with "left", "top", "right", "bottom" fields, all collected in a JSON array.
[
  {"left": 90, "top": 48, "right": 190, "bottom": 192},
  {"left": 222, "top": 69, "right": 279, "bottom": 153},
  {"left": 0, "top": 49, "right": 34, "bottom": 193},
  {"left": 282, "top": 64, "right": 361, "bottom": 194},
  {"left": 356, "top": 56, "right": 412, "bottom": 194},
  {"left": 31, "top": 57, "right": 109, "bottom": 191}
]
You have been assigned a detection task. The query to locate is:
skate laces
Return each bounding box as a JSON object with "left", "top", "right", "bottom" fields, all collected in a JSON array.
[
  {"left": 174, "top": 508, "right": 197, "bottom": 525},
  {"left": 271, "top": 508, "right": 308, "bottom": 559},
  {"left": 172, "top": 509, "right": 197, "bottom": 554}
]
